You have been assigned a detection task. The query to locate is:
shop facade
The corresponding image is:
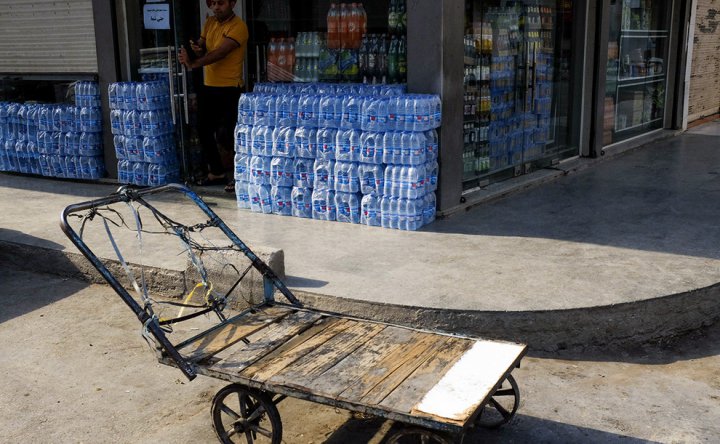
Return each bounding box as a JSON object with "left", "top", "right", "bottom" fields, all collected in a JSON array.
[{"left": 0, "top": 0, "right": 699, "bottom": 214}]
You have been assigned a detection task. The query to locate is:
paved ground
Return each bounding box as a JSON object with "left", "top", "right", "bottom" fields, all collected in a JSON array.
[
  {"left": 1, "top": 124, "right": 720, "bottom": 313},
  {"left": 1, "top": 267, "right": 718, "bottom": 443}
]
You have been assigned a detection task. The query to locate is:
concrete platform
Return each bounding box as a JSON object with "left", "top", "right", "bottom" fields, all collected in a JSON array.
[{"left": 2, "top": 121, "right": 719, "bottom": 350}]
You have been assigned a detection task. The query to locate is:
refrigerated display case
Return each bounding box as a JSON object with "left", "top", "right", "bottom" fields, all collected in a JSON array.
[
  {"left": 462, "top": 1, "right": 576, "bottom": 190},
  {"left": 603, "top": 0, "right": 670, "bottom": 145}
]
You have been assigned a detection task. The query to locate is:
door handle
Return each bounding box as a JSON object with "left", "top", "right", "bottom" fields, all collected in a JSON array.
[
  {"left": 168, "top": 46, "right": 177, "bottom": 125},
  {"left": 181, "top": 63, "right": 189, "bottom": 125}
]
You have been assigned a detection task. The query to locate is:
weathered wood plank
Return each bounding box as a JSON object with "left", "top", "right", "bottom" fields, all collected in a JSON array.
[
  {"left": 296, "top": 325, "right": 423, "bottom": 399},
  {"left": 268, "top": 321, "right": 387, "bottom": 389},
  {"left": 243, "top": 317, "right": 354, "bottom": 382},
  {"left": 178, "top": 306, "right": 292, "bottom": 362},
  {"left": 412, "top": 341, "right": 527, "bottom": 422},
  {"left": 358, "top": 336, "right": 456, "bottom": 407},
  {"left": 378, "top": 337, "right": 474, "bottom": 414},
  {"left": 338, "top": 332, "right": 445, "bottom": 404},
  {"left": 205, "top": 310, "right": 325, "bottom": 375}
]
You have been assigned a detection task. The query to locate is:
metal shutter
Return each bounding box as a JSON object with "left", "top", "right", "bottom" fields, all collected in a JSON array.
[{"left": 0, "top": 0, "right": 98, "bottom": 74}]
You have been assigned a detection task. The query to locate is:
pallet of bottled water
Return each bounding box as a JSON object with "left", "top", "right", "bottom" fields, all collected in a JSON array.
[
  {"left": 0, "top": 81, "right": 106, "bottom": 180},
  {"left": 233, "top": 82, "right": 440, "bottom": 231},
  {"left": 108, "top": 81, "right": 180, "bottom": 186}
]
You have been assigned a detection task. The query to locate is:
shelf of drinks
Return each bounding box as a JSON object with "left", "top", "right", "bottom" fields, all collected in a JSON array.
[
  {"left": 138, "top": 67, "right": 170, "bottom": 74},
  {"left": 617, "top": 75, "right": 665, "bottom": 86},
  {"left": 620, "top": 29, "right": 669, "bottom": 35}
]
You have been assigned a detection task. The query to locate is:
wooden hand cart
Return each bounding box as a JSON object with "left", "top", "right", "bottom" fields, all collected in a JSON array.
[{"left": 60, "top": 184, "right": 527, "bottom": 444}]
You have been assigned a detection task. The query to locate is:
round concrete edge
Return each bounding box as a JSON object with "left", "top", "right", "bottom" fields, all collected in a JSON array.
[
  {"left": 293, "top": 284, "right": 720, "bottom": 353},
  {"left": 4, "top": 239, "right": 719, "bottom": 353}
]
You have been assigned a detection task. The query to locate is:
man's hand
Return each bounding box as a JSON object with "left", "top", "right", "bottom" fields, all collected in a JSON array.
[
  {"left": 190, "top": 39, "right": 204, "bottom": 56},
  {"left": 178, "top": 46, "right": 194, "bottom": 69}
]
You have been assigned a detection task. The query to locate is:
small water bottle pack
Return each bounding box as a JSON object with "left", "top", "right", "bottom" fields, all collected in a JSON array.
[
  {"left": 0, "top": 85, "right": 106, "bottom": 180},
  {"left": 109, "top": 81, "right": 178, "bottom": 186},
  {"left": 232, "top": 82, "right": 440, "bottom": 230}
]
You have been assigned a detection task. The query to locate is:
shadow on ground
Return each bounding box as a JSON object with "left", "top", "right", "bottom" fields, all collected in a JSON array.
[
  {"left": 321, "top": 414, "right": 659, "bottom": 444},
  {"left": 425, "top": 134, "right": 720, "bottom": 260}
]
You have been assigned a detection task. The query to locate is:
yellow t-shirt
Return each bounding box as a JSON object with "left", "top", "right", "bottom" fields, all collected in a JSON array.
[{"left": 201, "top": 15, "right": 248, "bottom": 87}]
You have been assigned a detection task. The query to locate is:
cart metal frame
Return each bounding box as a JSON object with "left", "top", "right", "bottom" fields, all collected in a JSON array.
[{"left": 60, "top": 184, "right": 527, "bottom": 443}]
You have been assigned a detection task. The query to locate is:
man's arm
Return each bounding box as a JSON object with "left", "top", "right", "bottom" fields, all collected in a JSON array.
[{"left": 179, "top": 37, "right": 239, "bottom": 69}]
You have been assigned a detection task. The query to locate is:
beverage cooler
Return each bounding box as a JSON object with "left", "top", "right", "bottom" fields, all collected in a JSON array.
[
  {"left": 462, "top": 1, "right": 575, "bottom": 190},
  {"left": 245, "top": 0, "right": 406, "bottom": 89}
]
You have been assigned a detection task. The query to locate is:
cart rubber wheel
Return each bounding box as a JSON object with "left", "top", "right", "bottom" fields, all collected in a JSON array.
[
  {"left": 211, "top": 384, "right": 282, "bottom": 444},
  {"left": 385, "top": 427, "right": 453, "bottom": 444},
  {"left": 475, "top": 374, "right": 520, "bottom": 429}
]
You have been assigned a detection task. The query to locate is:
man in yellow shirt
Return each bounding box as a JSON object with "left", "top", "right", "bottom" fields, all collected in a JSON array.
[{"left": 179, "top": 0, "right": 248, "bottom": 191}]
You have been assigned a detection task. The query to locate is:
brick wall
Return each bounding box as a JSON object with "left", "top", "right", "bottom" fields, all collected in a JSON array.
[{"left": 688, "top": 0, "right": 720, "bottom": 121}]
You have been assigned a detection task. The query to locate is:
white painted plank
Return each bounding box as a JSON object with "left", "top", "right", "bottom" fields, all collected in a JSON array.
[{"left": 413, "top": 340, "right": 525, "bottom": 421}]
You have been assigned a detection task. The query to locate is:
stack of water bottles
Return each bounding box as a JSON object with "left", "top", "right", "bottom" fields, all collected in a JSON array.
[
  {"left": 108, "top": 81, "right": 179, "bottom": 186},
  {"left": 234, "top": 82, "right": 440, "bottom": 230},
  {"left": 0, "top": 81, "right": 106, "bottom": 180}
]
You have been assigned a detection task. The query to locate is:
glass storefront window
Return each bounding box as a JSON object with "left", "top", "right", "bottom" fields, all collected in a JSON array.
[
  {"left": 246, "top": 1, "right": 403, "bottom": 88},
  {"left": 603, "top": 0, "right": 671, "bottom": 145},
  {"left": 462, "top": 0, "right": 577, "bottom": 190}
]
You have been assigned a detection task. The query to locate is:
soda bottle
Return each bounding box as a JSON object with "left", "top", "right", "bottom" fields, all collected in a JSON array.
[
  {"left": 348, "top": 3, "right": 361, "bottom": 49},
  {"left": 339, "top": 3, "right": 349, "bottom": 49},
  {"left": 388, "top": 0, "right": 399, "bottom": 34},
  {"left": 358, "top": 2, "right": 367, "bottom": 36},
  {"left": 327, "top": 4, "right": 340, "bottom": 49},
  {"left": 387, "top": 36, "right": 399, "bottom": 83},
  {"left": 398, "top": 35, "right": 407, "bottom": 83}
]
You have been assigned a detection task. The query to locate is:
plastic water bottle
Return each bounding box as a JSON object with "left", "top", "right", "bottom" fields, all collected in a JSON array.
[
  {"left": 360, "top": 194, "right": 380, "bottom": 226},
  {"left": 313, "top": 159, "right": 335, "bottom": 191},
  {"left": 413, "top": 95, "right": 432, "bottom": 132},
  {"left": 294, "top": 127, "right": 317, "bottom": 158},
  {"left": 125, "top": 136, "right": 143, "bottom": 162},
  {"left": 380, "top": 196, "right": 392, "bottom": 228},
  {"left": 316, "top": 127, "right": 337, "bottom": 160},
  {"left": 340, "top": 95, "right": 362, "bottom": 129},
  {"left": 271, "top": 186, "right": 293, "bottom": 216},
  {"left": 312, "top": 189, "right": 336, "bottom": 221},
  {"left": 404, "top": 198, "right": 421, "bottom": 231},
  {"left": 123, "top": 109, "right": 142, "bottom": 137},
  {"left": 234, "top": 153, "right": 250, "bottom": 183},
  {"left": 123, "top": 82, "right": 138, "bottom": 110},
  {"left": 79, "top": 132, "right": 101, "bottom": 156},
  {"left": 423, "top": 192, "right": 436, "bottom": 225},
  {"left": 334, "top": 161, "right": 359, "bottom": 193},
  {"left": 132, "top": 161, "right": 148, "bottom": 185},
  {"left": 249, "top": 184, "right": 273, "bottom": 214},
  {"left": 424, "top": 129, "right": 439, "bottom": 161},
  {"left": 237, "top": 94, "right": 254, "bottom": 125},
  {"left": 113, "top": 135, "right": 126, "bottom": 160},
  {"left": 334, "top": 192, "right": 359, "bottom": 223},
  {"left": 108, "top": 83, "right": 120, "bottom": 110},
  {"left": 318, "top": 95, "right": 341, "bottom": 128},
  {"left": 359, "top": 163, "right": 384, "bottom": 196},
  {"left": 253, "top": 94, "right": 270, "bottom": 126},
  {"left": 117, "top": 159, "right": 130, "bottom": 183},
  {"left": 358, "top": 131, "right": 382, "bottom": 164},
  {"left": 250, "top": 155, "right": 271, "bottom": 185},
  {"left": 293, "top": 157, "right": 314, "bottom": 188},
  {"left": 397, "top": 198, "right": 408, "bottom": 230},
  {"left": 25, "top": 105, "right": 38, "bottom": 142},
  {"left": 235, "top": 181, "right": 251, "bottom": 209},
  {"left": 299, "top": 95, "right": 320, "bottom": 127},
  {"left": 38, "top": 154, "right": 51, "bottom": 176},
  {"left": 63, "top": 155, "right": 77, "bottom": 178},
  {"left": 273, "top": 127, "right": 296, "bottom": 157},
  {"left": 361, "top": 96, "right": 387, "bottom": 132},
  {"left": 271, "top": 156, "right": 294, "bottom": 187},
  {"left": 291, "top": 187, "right": 313, "bottom": 218},
  {"left": 425, "top": 160, "right": 438, "bottom": 193},
  {"left": 278, "top": 94, "right": 299, "bottom": 127},
  {"left": 234, "top": 124, "right": 251, "bottom": 154}
]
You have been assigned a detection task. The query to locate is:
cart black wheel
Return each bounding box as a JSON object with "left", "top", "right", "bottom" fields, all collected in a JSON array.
[
  {"left": 475, "top": 374, "right": 520, "bottom": 429},
  {"left": 211, "top": 384, "right": 282, "bottom": 444},
  {"left": 385, "top": 427, "right": 453, "bottom": 444}
]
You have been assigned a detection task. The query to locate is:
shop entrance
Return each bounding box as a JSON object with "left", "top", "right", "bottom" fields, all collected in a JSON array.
[{"left": 134, "top": 0, "right": 245, "bottom": 181}]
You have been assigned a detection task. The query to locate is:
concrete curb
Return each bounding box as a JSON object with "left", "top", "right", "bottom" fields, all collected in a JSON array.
[{"left": 5, "top": 239, "right": 719, "bottom": 352}]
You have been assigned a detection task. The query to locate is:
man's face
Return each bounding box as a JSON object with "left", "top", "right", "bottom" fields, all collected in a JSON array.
[{"left": 210, "top": 0, "right": 235, "bottom": 21}]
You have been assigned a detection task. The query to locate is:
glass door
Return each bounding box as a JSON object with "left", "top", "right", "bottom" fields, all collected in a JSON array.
[
  {"left": 462, "top": 0, "right": 578, "bottom": 190},
  {"left": 136, "top": 0, "right": 226, "bottom": 180},
  {"left": 602, "top": 0, "right": 671, "bottom": 145}
]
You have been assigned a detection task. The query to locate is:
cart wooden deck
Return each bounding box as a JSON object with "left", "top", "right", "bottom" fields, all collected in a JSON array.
[{"left": 160, "top": 303, "right": 527, "bottom": 434}]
